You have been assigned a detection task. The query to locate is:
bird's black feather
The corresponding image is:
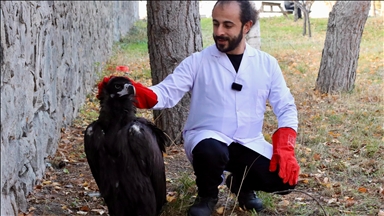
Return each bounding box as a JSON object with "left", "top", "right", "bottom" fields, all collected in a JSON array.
[{"left": 84, "top": 76, "right": 168, "bottom": 216}]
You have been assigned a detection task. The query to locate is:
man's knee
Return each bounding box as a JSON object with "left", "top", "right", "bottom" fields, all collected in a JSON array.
[{"left": 192, "top": 138, "right": 229, "bottom": 164}]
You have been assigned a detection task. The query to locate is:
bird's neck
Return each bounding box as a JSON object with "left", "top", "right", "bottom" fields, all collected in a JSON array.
[{"left": 98, "top": 100, "right": 136, "bottom": 131}]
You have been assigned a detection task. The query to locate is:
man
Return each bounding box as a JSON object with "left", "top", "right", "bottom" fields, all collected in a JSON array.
[{"left": 130, "top": 1, "right": 300, "bottom": 215}]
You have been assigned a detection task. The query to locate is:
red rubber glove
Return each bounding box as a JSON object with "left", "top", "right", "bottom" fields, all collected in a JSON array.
[
  {"left": 269, "top": 127, "right": 300, "bottom": 186},
  {"left": 129, "top": 79, "right": 158, "bottom": 109}
]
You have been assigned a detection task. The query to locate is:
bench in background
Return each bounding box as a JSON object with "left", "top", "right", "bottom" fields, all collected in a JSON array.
[{"left": 259, "top": 2, "right": 289, "bottom": 18}]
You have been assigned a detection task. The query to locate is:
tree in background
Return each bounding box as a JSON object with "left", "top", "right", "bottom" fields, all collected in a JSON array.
[
  {"left": 246, "top": 2, "right": 261, "bottom": 49},
  {"left": 315, "top": 1, "right": 370, "bottom": 94},
  {"left": 147, "top": 1, "right": 202, "bottom": 145}
]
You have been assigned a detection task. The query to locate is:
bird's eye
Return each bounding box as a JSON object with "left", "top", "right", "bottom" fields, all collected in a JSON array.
[{"left": 114, "top": 84, "right": 121, "bottom": 89}]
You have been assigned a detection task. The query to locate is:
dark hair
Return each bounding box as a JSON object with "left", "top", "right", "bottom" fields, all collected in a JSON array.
[{"left": 214, "top": 0, "right": 258, "bottom": 27}]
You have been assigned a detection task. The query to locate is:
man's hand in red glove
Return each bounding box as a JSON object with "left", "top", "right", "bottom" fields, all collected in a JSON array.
[
  {"left": 269, "top": 127, "right": 300, "bottom": 186},
  {"left": 129, "top": 79, "right": 158, "bottom": 109}
]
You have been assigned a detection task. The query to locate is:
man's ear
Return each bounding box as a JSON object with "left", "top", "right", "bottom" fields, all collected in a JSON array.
[{"left": 244, "top": 20, "right": 253, "bottom": 34}]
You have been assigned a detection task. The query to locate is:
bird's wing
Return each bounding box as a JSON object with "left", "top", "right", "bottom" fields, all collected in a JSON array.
[
  {"left": 134, "top": 118, "right": 168, "bottom": 213},
  {"left": 135, "top": 118, "right": 168, "bottom": 153},
  {"left": 84, "top": 121, "right": 104, "bottom": 188},
  {"left": 85, "top": 121, "right": 130, "bottom": 215},
  {"left": 84, "top": 121, "right": 121, "bottom": 210},
  {"left": 115, "top": 120, "right": 167, "bottom": 215}
]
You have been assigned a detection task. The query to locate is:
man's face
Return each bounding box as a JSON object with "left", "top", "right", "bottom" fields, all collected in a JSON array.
[
  {"left": 212, "top": 1, "right": 247, "bottom": 54},
  {"left": 213, "top": 27, "right": 243, "bottom": 53}
]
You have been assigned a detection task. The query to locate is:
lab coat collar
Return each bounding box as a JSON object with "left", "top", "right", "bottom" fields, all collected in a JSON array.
[
  {"left": 209, "top": 43, "right": 255, "bottom": 57},
  {"left": 209, "top": 43, "right": 256, "bottom": 74}
]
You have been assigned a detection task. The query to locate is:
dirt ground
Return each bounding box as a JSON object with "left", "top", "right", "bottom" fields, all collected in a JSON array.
[{"left": 23, "top": 123, "right": 258, "bottom": 216}]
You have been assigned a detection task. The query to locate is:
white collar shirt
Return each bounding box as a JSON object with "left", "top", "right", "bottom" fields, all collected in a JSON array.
[{"left": 150, "top": 43, "right": 298, "bottom": 162}]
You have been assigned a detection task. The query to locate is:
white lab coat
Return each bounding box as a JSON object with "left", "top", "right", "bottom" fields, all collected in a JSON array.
[{"left": 150, "top": 43, "right": 298, "bottom": 162}]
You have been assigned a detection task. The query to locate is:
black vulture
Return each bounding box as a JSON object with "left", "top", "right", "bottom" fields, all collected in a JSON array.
[{"left": 84, "top": 76, "right": 168, "bottom": 216}]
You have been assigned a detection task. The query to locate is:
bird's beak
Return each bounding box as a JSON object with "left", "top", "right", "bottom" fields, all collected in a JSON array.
[{"left": 117, "top": 84, "right": 135, "bottom": 97}]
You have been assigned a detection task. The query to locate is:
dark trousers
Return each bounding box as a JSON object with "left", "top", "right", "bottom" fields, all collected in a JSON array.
[{"left": 192, "top": 138, "right": 295, "bottom": 198}]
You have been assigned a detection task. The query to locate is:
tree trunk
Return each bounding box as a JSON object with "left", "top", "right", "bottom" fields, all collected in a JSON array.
[
  {"left": 246, "top": 20, "right": 261, "bottom": 50},
  {"left": 147, "top": 1, "right": 203, "bottom": 145},
  {"left": 246, "top": 2, "right": 261, "bottom": 50},
  {"left": 294, "top": 0, "right": 314, "bottom": 37},
  {"left": 315, "top": 1, "right": 370, "bottom": 94},
  {"left": 294, "top": 2, "right": 299, "bottom": 22}
]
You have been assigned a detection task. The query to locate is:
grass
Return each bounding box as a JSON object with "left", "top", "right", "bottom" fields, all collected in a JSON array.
[
  {"left": 77, "top": 13, "right": 383, "bottom": 215},
  {"left": 161, "top": 172, "right": 197, "bottom": 215}
]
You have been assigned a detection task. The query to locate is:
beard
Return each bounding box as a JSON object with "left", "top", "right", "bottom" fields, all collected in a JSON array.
[{"left": 213, "top": 28, "right": 243, "bottom": 53}]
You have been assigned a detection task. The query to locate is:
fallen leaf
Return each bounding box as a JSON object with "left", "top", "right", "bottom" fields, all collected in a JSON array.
[
  {"left": 91, "top": 209, "right": 105, "bottom": 215},
  {"left": 378, "top": 210, "right": 384, "bottom": 216},
  {"left": 216, "top": 206, "right": 225, "bottom": 214},
  {"left": 345, "top": 199, "right": 355, "bottom": 207},
  {"left": 313, "top": 153, "right": 321, "bottom": 161},
  {"left": 278, "top": 199, "right": 290, "bottom": 207},
  {"left": 322, "top": 183, "right": 332, "bottom": 188},
  {"left": 80, "top": 205, "right": 90, "bottom": 211},
  {"left": 299, "top": 179, "right": 309, "bottom": 184},
  {"left": 323, "top": 177, "right": 329, "bottom": 184},
  {"left": 358, "top": 187, "right": 367, "bottom": 193},
  {"left": 42, "top": 180, "right": 52, "bottom": 185},
  {"left": 166, "top": 191, "right": 177, "bottom": 202},
  {"left": 379, "top": 187, "right": 384, "bottom": 196},
  {"left": 305, "top": 147, "right": 312, "bottom": 153},
  {"left": 52, "top": 182, "right": 61, "bottom": 186},
  {"left": 327, "top": 198, "right": 337, "bottom": 204}
]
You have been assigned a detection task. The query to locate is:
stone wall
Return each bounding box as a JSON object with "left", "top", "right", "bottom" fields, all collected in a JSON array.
[{"left": 0, "top": 1, "right": 139, "bottom": 215}]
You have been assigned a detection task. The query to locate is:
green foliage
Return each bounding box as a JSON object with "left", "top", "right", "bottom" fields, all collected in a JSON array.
[
  {"left": 201, "top": 18, "right": 214, "bottom": 48},
  {"left": 119, "top": 19, "right": 148, "bottom": 45},
  {"left": 255, "top": 191, "right": 275, "bottom": 211},
  {"left": 117, "top": 20, "right": 148, "bottom": 55},
  {"left": 161, "top": 172, "right": 197, "bottom": 215}
]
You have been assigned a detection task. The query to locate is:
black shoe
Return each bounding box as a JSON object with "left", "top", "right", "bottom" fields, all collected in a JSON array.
[
  {"left": 225, "top": 174, "right": 264, "bottom": 212},
  {"left": 188, "top": 196, "right": 218, "bottom": 216},
  {"left": 238, "top": 191, "right": 264, "bottom": 212}
]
